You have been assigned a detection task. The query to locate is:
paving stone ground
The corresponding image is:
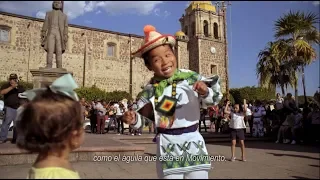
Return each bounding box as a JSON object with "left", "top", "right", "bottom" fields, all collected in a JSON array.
[{"left": 0, "top": 132, "right": 319, "bottom": 179}]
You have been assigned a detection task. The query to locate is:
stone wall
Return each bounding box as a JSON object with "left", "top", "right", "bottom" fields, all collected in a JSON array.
[
  {"left": 199, "top": 38, "right": 226, "bottom": 92},
  {"left": 0, "top": 11, "right": 227, "bottom": 97},
  {"left": 188, "top": 38, "right": 200, "bottom": 73},
  {"left": 0, "top": 12, "right": 155, "bottom": 98},
  {"left": 175, "top": 40, "right": 189, "bottom": 70}
]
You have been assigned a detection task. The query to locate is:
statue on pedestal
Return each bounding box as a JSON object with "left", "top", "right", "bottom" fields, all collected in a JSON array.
[{"left": 41, "top": 1, "right": 68, "bottom": 69}]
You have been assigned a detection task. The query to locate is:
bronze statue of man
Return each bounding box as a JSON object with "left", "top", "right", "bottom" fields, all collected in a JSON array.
[{"left": 41, "top": 1, "right": 68, "bottom": 69}]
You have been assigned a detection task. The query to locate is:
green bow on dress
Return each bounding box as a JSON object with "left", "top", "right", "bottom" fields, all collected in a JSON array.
[
  {"left": 23, "top": 74, "right": 79, "bottom": 101},
  {"left": 151, "top": 69, "right": 199, "bottom": 98}
]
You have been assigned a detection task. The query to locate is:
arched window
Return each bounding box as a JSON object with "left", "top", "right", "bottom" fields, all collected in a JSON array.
[
  {"left": 203, "top": 20, "right": 209, "bottom": 37},
  {"left": 211, "top": 64, "right": 218, "bottom": 75},
  {"left": 184, "top": 26, "right": 188, "bottom": 36},
  {"left": 214, "top": 23, "right": 219, "bottom": 39},
  {"left": 0, "top": 25, "right": 11, "bottom": 43},
  {"left": 107, "top": 42, "right": 116, "bottom": 57}
]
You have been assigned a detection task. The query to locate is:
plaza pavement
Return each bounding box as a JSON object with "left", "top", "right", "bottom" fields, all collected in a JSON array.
[{"left": 0, "top": 132, "right": 319, "bottom": 179}]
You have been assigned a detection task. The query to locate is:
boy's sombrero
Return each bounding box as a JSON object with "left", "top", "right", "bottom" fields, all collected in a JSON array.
[{"left": 132, "top": 25, "right": 176, "bottom": 58}]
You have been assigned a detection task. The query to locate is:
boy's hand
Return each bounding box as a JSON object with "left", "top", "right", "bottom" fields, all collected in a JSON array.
[
  {"left": 122, "top": 111, "right": 136, "bottom": 125},
  {"left": 193, "top": 81, "right": 208, "bottom": 96}
]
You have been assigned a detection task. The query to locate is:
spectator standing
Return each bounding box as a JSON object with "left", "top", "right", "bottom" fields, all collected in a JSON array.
[
  {"left": 199, "top": 99, "right": 208, "bottom": 133},
  {"left": 221, "top": 99, "right": 231, "bottom": 134},
  {"left": 95, "top": 100, "right": 106, "bottom": 134},
  {"left": 0, "top": 74, "right": 25, "bottom": 144},
  {"left": 114, "top": 102, "right": 124, "bottom": 135},
  {"left": 12, "top": 92, "right": 29, "bottom": 144},
  {"left": 89, "top": 102, "right": 97, "bottom": 133},
  {"left": 208, "top": 105, "right": 219, "bottom": 133},
  {"left": 252, "top": 100, "right": 266, "bottom": 137}
]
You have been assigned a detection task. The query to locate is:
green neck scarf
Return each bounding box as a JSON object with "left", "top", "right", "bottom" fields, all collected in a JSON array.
[{"left": 152, "top": 69, "right": 197, "bottom": 97}]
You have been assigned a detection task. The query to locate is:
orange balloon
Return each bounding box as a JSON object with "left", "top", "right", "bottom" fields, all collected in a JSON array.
[{"left": 144, "top": 25, "right": 156, "bottom": 34}]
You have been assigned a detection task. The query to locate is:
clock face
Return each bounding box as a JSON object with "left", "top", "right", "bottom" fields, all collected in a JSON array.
[{"left": 210, "top": 47, "right": 216, "bottom": 54}]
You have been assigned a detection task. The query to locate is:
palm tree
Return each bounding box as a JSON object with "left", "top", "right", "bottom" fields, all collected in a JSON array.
[
  {"left": 274, "top": 11, "right": 319, "bottom": 105},
  {"left": 256, "top": 41, "right": 296, "bottom": 96}
]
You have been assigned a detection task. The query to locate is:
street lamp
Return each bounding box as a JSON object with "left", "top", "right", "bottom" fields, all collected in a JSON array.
[
  {"left": 81, "top": 32, "right": 86, "bottom": 87},
  {"left": 128, "top": 35, "right": 133, "bottom": 96},
  {"left": 215, "top": 1, "right": 231, "bottom": 99},
  {"left": 27, "top": 22, "right": 32, "bottom": 82}
]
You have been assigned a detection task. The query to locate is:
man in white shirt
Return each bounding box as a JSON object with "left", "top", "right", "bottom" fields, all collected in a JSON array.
[{"left": 114, "top": 102, "right": 124, "bottom": 135}]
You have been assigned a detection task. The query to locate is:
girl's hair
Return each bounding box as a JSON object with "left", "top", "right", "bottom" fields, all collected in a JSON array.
[
  {"left": 17, "top": 88, "right": 83, "bottom": 153},
  {"left": 142, "top": 44, "right": 174, "bottom": 66},
  {"left": 234, "top": 103, "right": 244, "bottom": 113}
]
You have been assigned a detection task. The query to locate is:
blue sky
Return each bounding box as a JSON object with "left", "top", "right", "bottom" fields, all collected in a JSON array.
[{"left": 0, "top": 1, "right": 319, "bottom": 96}]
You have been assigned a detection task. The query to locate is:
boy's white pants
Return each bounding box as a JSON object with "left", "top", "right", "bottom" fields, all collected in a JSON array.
[
  {"left": 156, "top": 139, "right": 209, "bottom": 179},
  {"left": 158, "top": 169, "right": 209, "bottom": 179}
]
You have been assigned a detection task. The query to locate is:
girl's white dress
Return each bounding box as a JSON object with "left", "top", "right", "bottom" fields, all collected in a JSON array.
[{"left": 131, "top": 69, "right": 223, "bottom": 177}]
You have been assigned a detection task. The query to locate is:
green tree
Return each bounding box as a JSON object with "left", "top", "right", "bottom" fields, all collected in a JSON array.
[
  {"left": 274, "top": 11, "right": 319, "bottom": 105},
  {"left": 256, "top": 41, "right": 296, "bottom": 96}
]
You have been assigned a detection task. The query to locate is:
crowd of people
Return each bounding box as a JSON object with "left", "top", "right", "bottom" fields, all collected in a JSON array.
[
  {"left": 79, "top": 98, "right": 156, "bottom": 136},
  {"left": 198, "top": 92, "right": 320, "bottom": 145}
]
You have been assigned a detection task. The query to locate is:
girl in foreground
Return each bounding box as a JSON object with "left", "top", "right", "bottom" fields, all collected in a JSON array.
[
  {"left": 17, "top": 74, "right": 84, "bottom": 179},
  {"left": 122, "top": 25, "right": 223, "bottom": 179},
  {"left": 224, "top": 99, "right": 247, "bottom": 162}
]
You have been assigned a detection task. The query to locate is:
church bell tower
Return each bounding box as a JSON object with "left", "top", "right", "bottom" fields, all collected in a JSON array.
[{"left": 177, "top": 1, "right": 228, "bottom": 93}]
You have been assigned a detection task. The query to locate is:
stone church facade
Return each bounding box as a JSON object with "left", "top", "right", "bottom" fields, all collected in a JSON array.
[{"left": 0, "top": 1, "right": 227, "bottom": 98}]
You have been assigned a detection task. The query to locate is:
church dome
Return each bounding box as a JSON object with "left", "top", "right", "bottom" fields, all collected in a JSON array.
[
  {"left": 186, "top": 1, "right": 216, "bottom": 14},
  {"left": 175, "top": 31, "right": 186, "bottom": 37}
]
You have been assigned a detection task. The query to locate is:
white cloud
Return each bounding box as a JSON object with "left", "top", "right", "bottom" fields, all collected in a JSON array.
[
  {"left": 0, "top": 1, "right": 167, "bottom": 20},
  {"left": 164, "top": 11, "right": 171, "bottom": 18},
  {"left": 152, "top": 8, "right": 171, "bottom": 18},
  {"left": 96, "top": 1, "right": 164, "bottom": 15},
  {"left": 154, "top": 8, "right": 160, "bottom": 16},
  {"left": 35, "top": 11, "right": 46, "bottom": 19}
]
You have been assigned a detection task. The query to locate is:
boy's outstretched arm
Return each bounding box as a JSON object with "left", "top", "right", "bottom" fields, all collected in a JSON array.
[
  {"left": 127, "top": 84, "right": 155, "bottom": 130},
  {"left": 130, "top": 102, "right": 154, "bottom": 130},
  {"left": 198, "top": 75, "right": 223, "bottom": 106}
]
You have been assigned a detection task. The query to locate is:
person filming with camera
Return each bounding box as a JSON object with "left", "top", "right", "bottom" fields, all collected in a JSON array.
[{"left": 0, "top": 73, "right": 25, "bottom": 144}]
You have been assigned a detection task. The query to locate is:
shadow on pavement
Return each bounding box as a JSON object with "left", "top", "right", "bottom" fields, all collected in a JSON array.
[
  {"left": 267, "top": 152, "right": 320, "bottom": 161},
  {"left": 291, "top": 176, "right": 312, "bottom": 179},
  {"left": 207, "top": 141, "right": 320, "bottom": 154},
  {"left": 309, "top": 164, "right": 320, "bottom": 168}
]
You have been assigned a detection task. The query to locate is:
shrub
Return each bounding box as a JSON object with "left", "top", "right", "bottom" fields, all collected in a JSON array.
[
  {"left": 75, "top": 85, "right": 132, "bottom": 102},
  {"left": 229, "top": 86, "right": 275, "bottom": 104}
]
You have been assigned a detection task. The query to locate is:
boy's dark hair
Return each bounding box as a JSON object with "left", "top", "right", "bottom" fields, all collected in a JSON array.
[
  {"left": 142, "top": 44, "right": 174, "bottom": 66},
  {"left": 17, "top": 88, "right": 83, "bottom": 154}
]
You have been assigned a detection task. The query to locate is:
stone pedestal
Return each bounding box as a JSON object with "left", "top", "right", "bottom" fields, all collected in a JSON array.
[{"left": 30, "top": 68, "right": 73, "bottom": 88}]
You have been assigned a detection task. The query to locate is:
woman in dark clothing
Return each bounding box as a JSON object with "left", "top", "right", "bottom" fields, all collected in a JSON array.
[{"left": 89, "top": 106, "right": 97, "bottom": 133}]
